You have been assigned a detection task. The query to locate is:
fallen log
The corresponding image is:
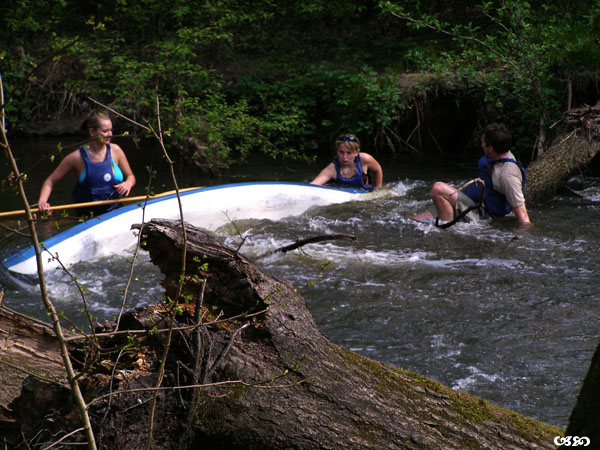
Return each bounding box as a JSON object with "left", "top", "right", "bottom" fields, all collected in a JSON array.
[
  {"left": 525, "top": 104, "right": 600, "bottom": 205},
  {"left": 0, "top": 305, "right": 67, "bottom": 416},
  {"left": 4, "top": 219, "right": 562, "bottom": 448},
  {"left": 115, "top": 219, "right": 563, "bottom": 448},
  {"left": 0, "top": 304, "right": 69, "bottom": 439}
]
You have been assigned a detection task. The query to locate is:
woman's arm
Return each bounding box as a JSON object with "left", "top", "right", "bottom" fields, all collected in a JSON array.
[
  {"left": 360, "top": 153, "right": 383, "bottom": 188},
  {"left": 310, "top": 163, "right": 336, "bottom": 185},
  {"left": 111, "top": 144, "right": 136, "bottom": 196},
  {"left": 37, "top": 151, "right": 81, "bottom": 211}
]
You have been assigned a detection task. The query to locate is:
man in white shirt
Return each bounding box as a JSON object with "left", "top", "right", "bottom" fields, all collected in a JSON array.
[{"left": 430, "top": 122, "right": 532, "bottom": 227}]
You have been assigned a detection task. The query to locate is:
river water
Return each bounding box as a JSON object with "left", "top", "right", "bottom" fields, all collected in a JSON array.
[{"left": 1, "top": 137, "right": 599, "bottom": 429}]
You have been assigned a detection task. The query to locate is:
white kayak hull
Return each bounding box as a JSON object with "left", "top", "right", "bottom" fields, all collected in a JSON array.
[{"left": 3, "top": 182, "right": 367, "bottom": 275}]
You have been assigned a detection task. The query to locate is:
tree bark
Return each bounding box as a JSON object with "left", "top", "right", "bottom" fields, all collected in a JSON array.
[
  {"left": 0, "top": 305, "right": 68, "bottom": 438},
  {"left": 525, "top": 104, "right": 600, "bottom": 205},
  {"left": 0, "top": 306, "right": 67, "bottom": 411},
  {"left": 3, "top": 219, "right": 563, "bottom": 448}
]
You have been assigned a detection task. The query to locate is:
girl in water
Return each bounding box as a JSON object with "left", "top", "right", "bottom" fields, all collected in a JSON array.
[{"left": 310, "top": 134, "right": 382, "bottom": 190}]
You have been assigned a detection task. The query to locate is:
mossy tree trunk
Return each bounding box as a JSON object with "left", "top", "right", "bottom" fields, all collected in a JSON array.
[
  {"left": 4, "top": 219, "right": 563, "bottom": 448},
  {"left": 126, "top": 219, "right": 560, "bottom": 449}
]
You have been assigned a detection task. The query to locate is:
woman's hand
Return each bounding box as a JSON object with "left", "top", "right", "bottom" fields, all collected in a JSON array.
[
  {"left": 114, "top": 180, "right": 133, "bottom": 197},
  {"left": 38, "top": 200, "right": 51, "bottom": 212}
]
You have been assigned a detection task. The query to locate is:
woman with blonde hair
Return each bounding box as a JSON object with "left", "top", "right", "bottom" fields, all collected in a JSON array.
[
  {"left": 37, "top": 112, "right": 136, "bottom": 216},
  {"left": 310, "top": 134, "right": 382, "bottom": 190}
]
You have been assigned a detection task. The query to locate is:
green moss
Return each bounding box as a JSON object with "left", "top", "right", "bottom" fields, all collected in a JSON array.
[
  {"left": 459, "top": 435, "right": 482, "bottom": 449},
  {"left": 334, "top": 346, "right": 563, "bottom": 444},
  {"left": 335, "top": 345, "right": 448, "bottom": 401},
  {"left": 192, "top": 380, "right": 249, "bottom": 434},
  {"left": 230, "top": 382, "right": 249, "bottom": 401},
  {"left": 325, "top": 367, "right": 343, "bottom": 383},
  {"left": 356, "top": 422, "right": 386, "bottom": 445},
  {"left": 193, "top": 394, "right": 228, "bottom": 432},
  {"left": 449, "top": 389, "right": 563, "bottom": 441}
]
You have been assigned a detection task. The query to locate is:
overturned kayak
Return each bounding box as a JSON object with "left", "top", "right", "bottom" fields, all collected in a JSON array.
[{"left": 3, "top": 182, "right": 368, "bottom": 275}]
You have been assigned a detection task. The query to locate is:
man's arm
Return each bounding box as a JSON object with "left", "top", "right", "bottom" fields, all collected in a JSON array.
[
  {"left": 512, "top": 204, "right": 532, "bottom": 228},
  {"left": 494, "top": 162, "right": 532, "bottom": 227}
]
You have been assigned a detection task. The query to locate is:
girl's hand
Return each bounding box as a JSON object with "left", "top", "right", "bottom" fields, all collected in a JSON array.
[
  {"left": 114, "top": 180, "right": 133, "bottom": 197},
  {"left": 38, "top": 201, "right": 51, "bottom": 212}
]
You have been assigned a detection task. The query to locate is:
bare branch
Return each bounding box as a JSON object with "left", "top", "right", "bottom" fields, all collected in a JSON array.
[
  {"left": 263, "top": 233, "right": 357, "bottom": 257},
  {"left": 0, "top": 72, "right": 98, "bottom": 450}
]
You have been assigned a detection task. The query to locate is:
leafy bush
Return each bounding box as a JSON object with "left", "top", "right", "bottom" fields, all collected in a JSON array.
[
  {"left": 1, "top": 0, "right": 599, "bottom": 170},
  {"left": 380, "top": 0, "right": 600, "bottom": 158}
]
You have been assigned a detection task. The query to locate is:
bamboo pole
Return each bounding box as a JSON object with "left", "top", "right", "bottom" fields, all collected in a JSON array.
[{"left": 0, "top": 187, "right": 202, "bottom": 218}]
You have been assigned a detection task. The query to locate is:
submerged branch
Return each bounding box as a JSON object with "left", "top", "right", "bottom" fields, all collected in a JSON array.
[{"left": 264, "top": 233, "right": 357, "bottom": 256}]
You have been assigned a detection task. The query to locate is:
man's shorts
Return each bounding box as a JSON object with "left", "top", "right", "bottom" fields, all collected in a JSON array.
[{"left": 455, "top": 191, "right": 487, "bottom": 222}]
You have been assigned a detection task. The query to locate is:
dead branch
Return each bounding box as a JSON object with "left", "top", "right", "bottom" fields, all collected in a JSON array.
[{"left": 265, "top": 233, "right": 357, "bottom": 256}]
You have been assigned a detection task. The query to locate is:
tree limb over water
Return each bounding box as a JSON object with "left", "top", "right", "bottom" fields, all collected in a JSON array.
[{"left": 525, "top": 104, "right": 600, "bottom": 205}]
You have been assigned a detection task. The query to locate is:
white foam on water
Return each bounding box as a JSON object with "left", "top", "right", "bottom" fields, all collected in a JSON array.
[
  {"left": 452, "top": 366, "right": 505, "bottom": 391},
  {"left": 430, "top": 334, "right": 463, "bottom": 358}
]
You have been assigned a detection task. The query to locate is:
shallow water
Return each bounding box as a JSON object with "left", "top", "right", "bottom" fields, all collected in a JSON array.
[{"left": 1, "top": 138, "right": 599, "bottom": 428}]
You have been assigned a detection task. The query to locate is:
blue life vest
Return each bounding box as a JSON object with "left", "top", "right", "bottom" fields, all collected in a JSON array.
[
  {"left": 464, "top": 155, "right": 526, "bottom": 217},
  {"left": 72, "top": 144, "right": 121, "bottom": 215},
  {"left": 333, "top": 155, "right": 373, "bottom": 190}
]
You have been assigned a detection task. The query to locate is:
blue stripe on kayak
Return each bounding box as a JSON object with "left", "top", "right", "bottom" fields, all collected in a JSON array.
[{"left": 2, "top": 182, "right": 365, "bottom": 269}]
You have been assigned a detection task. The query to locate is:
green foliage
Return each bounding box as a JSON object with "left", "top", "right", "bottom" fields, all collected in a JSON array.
[
  {"left": 170, "top": 90, "right": 307, "bottom": 170},
  {"left": 234, "top": 63, "right": 406, "bottom": 151},
  {"left": 1, "top": 0, "right": 599, "bottom": 168},
  {"left": 381, "top": 0, "right": 600, "bottom": 156},
  {"left": 322, "top": 67, "right": 406, "bottom": 139}
]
